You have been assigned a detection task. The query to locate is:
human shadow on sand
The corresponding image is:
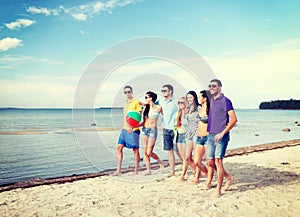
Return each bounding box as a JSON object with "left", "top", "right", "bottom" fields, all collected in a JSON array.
[{"left": 222, "top": 162, "right": 300, "bottom": 192}]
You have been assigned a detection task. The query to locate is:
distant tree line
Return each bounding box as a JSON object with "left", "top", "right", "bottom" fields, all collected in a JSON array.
[{"left": 259, "top": 99, "right": 300, "bottom": 109}]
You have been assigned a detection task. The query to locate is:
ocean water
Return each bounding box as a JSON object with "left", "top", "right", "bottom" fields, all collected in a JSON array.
[{"left": 0, "top": 108, "right": 299, "bottom": 186}]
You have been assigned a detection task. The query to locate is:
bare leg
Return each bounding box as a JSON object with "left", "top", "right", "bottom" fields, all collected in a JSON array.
[
  {"left": 187, "top": 157, "right": 196, "bottom": 175},
  {"left": 174, "top": 143, "right": 183, "bottom": 162},
  {"left": 185, "top": 140, "right": 196, "bottom": 175},
  {"left": 223, "top": 168, "right": 234, "bottom": 191},
  {"left": 167, "top": 150, "right": 175, "bottom": 177},
  {"left": 148, "top": 137, "right": 164, "bottom": 171},
  {"left": 193, "top": 167, "right": 201, "bottom": 184},
  {"left": 193, "top": 145, "right": 206, "bottom": 184},
  {"left": 178, "top": 143, "right": 186, "bottom": 180},
  {"left": 215, "top": 158, "right": 224, "bottom": 196},
  {"left": 142, "top": 136, "right": 151, "bottom": 175},
  {"left": 113, "top": 144, "right": 124, "bottom": 176},
  {"left": 133, "top": 148, "right": 140, "bottom": 175},
  {"left": 180, "top": 159, "right": 188, "bottom": 181},
  {"left": 205, "top": 158, "right": 233, "bottom": 191},
  {"left": 205, "top": 159, "right": 216, "bottom": 189}
]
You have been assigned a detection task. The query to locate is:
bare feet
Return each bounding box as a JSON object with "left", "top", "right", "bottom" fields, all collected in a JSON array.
[
  {"left": 178, "top": 176, "right": 184, "bottom": 182},
  {"left": 216, "top": 190, "right": 222, "bottom": 197},
  {"left": 159, "top": 162, "right": 165, "bottom": 171},
  {"left": 112, "top": 171, "right": 121, "bottom": 176},
  {"left": 133, "top": 170, "right": 139, "bottom": 175},
  {"left": 191, "top": 179, "right": 199, "bottom": 185},
  {"left": 167, "top": 172, "right": 175, "bottom": 178},
  {"left": 203, "top": 184, "right": 211, "bottom": 190},
  {"left": 143, "top": 171, "right": 152, "bottom": 176},
  {"left": 223, "top": 176, "right": 234, "bottom": 191}
]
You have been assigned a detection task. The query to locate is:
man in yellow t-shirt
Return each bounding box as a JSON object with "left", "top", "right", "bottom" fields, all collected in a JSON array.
[{"left": 113, "top": 86, "right": 142, "bottom": 176}]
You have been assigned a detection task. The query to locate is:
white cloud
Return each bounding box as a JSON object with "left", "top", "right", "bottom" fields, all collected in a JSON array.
[
  {"left": 80, "top": 30, "right": 89, "bottom": 35},
  {"left": 72, "top": 13, "right": 87, "bottom": 21},
  {"left": 26, "top": 6, "right": 51, "bottom": 16},
  {"left": 26, "top": 0, "right": 141, "bottom": 21},
  {"left": 0, "top": 37, "right": 23, "bottom": 51},
  {"left": 0, "top": 55, "right": 33, "bottom": 63},
  {"left": 5, "top": 19, "right": 36, "bottom": 30},
  {"left": 93, "top": 2, "right": 105, "bottom": 13}
]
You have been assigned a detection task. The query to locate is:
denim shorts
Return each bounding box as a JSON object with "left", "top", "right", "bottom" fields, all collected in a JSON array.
[
  {"left": 163, "top": 129, "right": 174, "bottom": 150},
  {"left": 206, "top": 133, "right": 230, "bottom": 159},
  {"left": 196, "top": 135, "right": 208, "bottom": 146},
  {"left": 141, "top": 127, "right": 158, "bottom": 139},
  {"left": 118, "top": 129, "right": 140, "bottom": 149},
  {"left": 177, "top": 133, "right": 186, "bottom": 144}
]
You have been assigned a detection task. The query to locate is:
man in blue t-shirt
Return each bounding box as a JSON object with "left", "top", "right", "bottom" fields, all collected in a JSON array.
[
  {"left": 206, "top": 79, "right": 238, "bottom": 196},
  {"left": 158, "top": 84, "right": 178, "bottom": 177}
]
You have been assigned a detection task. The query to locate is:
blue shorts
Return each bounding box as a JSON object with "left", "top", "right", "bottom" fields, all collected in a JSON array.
[
  {"left": 196, "top": 136, "right": 208, "bottom": 146},
  {"left": 206, "top": 133, "right": 230, "bottom": 159},
  {"left": 118, "top": 129, "right": 140, "bottom": 149},
  {"left": 177, "top": 133, "right": 186, "bottom": 144},
  {"left": 163, "top": 129, "right": 174, "bottom": 150},
  {"left": 141, "top": 127, "right": 158, "bottom": 139}
]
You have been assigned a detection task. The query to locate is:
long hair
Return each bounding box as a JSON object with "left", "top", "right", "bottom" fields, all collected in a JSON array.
[
  {"left": 175, "top": 97, "right": 187, "bottom": 127},
  {"left": 186, "top": 91, "right": 200, "bottom": 113},
  {"left": 199, "top": 90, "right": 211, "bottom": 115},
  {"left": 143, "top": 91, "right": 157, "bottom": 119}
]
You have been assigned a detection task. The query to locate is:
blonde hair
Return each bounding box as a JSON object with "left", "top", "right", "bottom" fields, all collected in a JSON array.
[{"left": 175, "top": 97, "right": 187, "bottom": 128}]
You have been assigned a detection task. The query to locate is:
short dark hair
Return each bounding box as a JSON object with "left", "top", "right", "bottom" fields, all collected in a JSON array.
[
  {"left": 162, "top": 84, "right": 174, "bottom": 94},
  {"left": 210, "top": 79, "right": 222, "bottom": 87},
  {"left": 124, "top": 86, "right": 133, "bottom": 91}
]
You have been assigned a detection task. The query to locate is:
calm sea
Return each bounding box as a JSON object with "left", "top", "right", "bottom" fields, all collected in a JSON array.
[{"left": 0, "top": 108, "right": 299, "bottom": 186}]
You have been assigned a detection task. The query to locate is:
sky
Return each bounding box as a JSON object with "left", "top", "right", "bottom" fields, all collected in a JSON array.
[{"left": 0, "top": 0, "right": 300, "bottom": 108}]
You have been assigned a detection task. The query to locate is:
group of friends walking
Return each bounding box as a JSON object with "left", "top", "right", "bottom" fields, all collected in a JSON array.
[{"left": 113, "top": 79, "right": 238, "bottom": 196}]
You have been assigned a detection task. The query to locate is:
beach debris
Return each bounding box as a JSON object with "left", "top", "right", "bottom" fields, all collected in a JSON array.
[
  {"left": 295, "top": 121, "right": 298, "bottom": 124},
  {"left": 282, "top": 128, "right": 291, "bottom": 132},
  {"left": 280, "top": 161, "right": 290, "bottom": 165},
  {"left": 297, "top": 124, "right": 300, "bottom": 126},
  {"left": 254, "top": 134, "right": 259, "bottom": 136},
  {"left": 91, "top": 122, "right": 96, "bottom": 126}
]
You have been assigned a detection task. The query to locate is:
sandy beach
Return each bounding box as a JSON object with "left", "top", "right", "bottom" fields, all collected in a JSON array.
[{"left": 1, "top": 140, "right": 300, "bottom": 217}]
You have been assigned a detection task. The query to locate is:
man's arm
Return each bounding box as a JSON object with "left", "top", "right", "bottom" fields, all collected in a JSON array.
[{"left": 214, "top": 110, "right": 238, "bottom": 142}]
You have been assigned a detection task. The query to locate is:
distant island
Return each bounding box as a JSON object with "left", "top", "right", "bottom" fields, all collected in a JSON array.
[{"left": 259, "top": 99, "right": 300, "bottom": 110}]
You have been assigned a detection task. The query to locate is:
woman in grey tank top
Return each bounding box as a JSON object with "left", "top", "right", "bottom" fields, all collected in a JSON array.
[{"left": 179, "top": 91, "right": 200, "bottom": 181}]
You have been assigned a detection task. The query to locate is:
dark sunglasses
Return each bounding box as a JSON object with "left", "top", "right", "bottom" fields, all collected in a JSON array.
[
  {"left": 124, "top": 91, "right": 132, "bottom": 94},
  {"left": 178, "top": 101, "right": 185, "bottom": 104},
  {"left": 145, "top": 96, "right": 151, "bottom": 99},
  {"left": 161, "top": 89, "right": 168, "bottom": 93},
  {"left": 208, "top": 84, "right": 217, "bottom": 88}
]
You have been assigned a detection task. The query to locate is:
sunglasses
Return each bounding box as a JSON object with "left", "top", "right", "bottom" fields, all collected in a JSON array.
[
  {"left": 124, "top": 91, "right": 132, "bottom": 94},
  {"left": 178, "top": 101, "right": 185, "bottom": 104},
  {"left": 161, "top": 89, "right": 168, "bottom": 93},
  {"left": 208, "top": 84, "right": 217, "bottom": 88},
  {"left": 145, "top": 96, "right": 151, "bottom": 99}
]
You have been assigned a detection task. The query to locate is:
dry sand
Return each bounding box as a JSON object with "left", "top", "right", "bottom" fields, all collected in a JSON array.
[{"left": 1, "top": 141, "right": 300, "bottom": 217}]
